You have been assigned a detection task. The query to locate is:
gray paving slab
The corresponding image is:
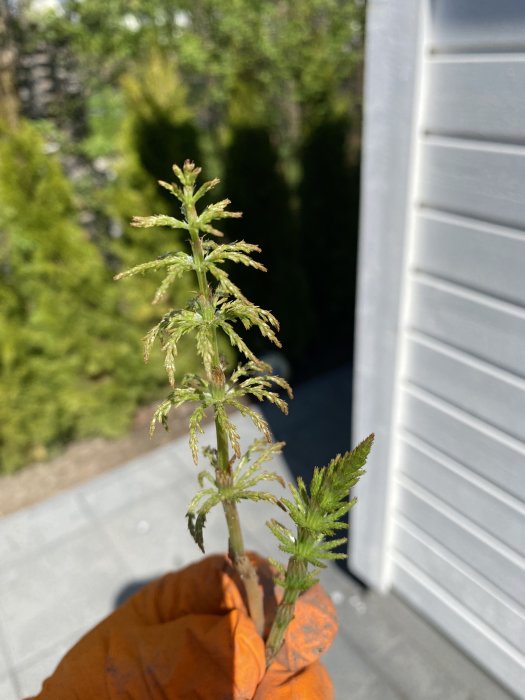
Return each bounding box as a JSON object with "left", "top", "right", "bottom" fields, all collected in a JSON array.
[
  {"left": 0, "top": 621, "right": 12, "bottom": 679},
  {"left": 319, "top": 563, "right": 515, "bottom": 700},
  {"left": 320, "top": 603, "right": 406, "bottom": 700},
  {"left": 0, "top": 673, "right": 18, "bottom": 700},
  {"left": 324, "top": 649, "right": 404, "bottom": 700},
  {"left": 15, "top": 631, "right": 81, "bottom": 699},
  {"left": 384, "top": 590, "right": 518, "bottom": 700},
  {"left": 319, "top": 568, "right": 407, "bottom": 700},
  {"left": 0, "top": 524, "right": 131, "bottom": 668},
  {"left": 99, "top": 484, "right": 216, "bottom": 580},
  {"left": 0, "top": 491, "right": 89, "bottom": 565},
  {"left": 77, "top": 448, "right": 194, "bottom": 518}
]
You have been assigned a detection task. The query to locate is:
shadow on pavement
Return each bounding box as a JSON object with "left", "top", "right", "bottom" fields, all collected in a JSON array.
[
  {"left": 260, "top": 364, "right": 367, "bottom": 587},
  {"left": 114, "top": 579, "right": 153, "bottom": 608},
  {"left": 260, "top": 364, "right": 354, "bottom": 483}
]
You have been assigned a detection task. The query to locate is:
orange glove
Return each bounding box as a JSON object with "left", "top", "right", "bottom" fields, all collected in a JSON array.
[{"left": 27, "top": 554, "right": 337, "bottom": 700}]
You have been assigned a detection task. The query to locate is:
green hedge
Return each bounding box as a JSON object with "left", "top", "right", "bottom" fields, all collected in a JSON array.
[{"left": 0, "top": 120, "right": 171, "bottom": 472}]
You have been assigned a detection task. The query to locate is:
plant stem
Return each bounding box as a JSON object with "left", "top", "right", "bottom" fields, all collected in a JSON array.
[
  {"left": 265, "top": 556, "right": 306, "bottom": 665},
  {"left": 186, "top": 194, "right": 264, "bottom": 637}
]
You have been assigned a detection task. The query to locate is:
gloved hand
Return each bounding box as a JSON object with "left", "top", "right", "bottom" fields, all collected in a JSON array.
[{"left": 27, "top": 554, "right": 337, "bottom": 700}]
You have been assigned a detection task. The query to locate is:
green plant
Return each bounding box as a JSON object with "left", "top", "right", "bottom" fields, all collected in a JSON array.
[
  {"left": 0, "top": 119, "right": 153, "bottom": 473},
  {"left": 115, "top": 160, "right": 372, "bottom": 664},
  {"left": 40, "top": 0, "right": 364, "bottom": 135}
]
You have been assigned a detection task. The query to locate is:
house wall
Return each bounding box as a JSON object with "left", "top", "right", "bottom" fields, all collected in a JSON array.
[{"left": 351, "top": 2, "right": 525, "bottom": 697}]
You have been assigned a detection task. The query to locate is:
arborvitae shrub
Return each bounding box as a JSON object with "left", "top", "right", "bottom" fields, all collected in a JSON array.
[{"left": 0, "top": 119, "right": 148, "bottom": 472}]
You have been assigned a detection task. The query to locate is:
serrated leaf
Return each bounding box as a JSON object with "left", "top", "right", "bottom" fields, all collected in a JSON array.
[
  {"left": 202, "top": 445, "right": 218, "bottom": 469},
  {"left": 235, "top": 377, "right": 290, "bottom": 414},
  {"left": 230, "top": 360, "right": 273, "bottom": 382},
  {"left": 198, "top": 199, "right": 242, "bottom": 226},
  {"left": 197, "top": 468, "right": 215, "bottom": 488},
  {"left": 189, "top": 404, "right": 206, "bottom": 464},
  {"left": 186, "top": 485, "right": 223, "bottom": 553},
  {"left": 226, "top": 400, "right": 271, "bottom": 443},
  {"left": 216, "top": 275, "right": 251, "bottom": 303},
  {"left": 237, "top": 466, "right": 286, "bottom": 492},
  {"left": 186, "top": 511, "right": 207, "bottom": 553},
  {"left": 164, "top": 342, "right": 177, "bottom": 387},
  {"left": 194, "top": 178, "right": 220, "bottom": 201},
  {"left": 195, "top": 325, "right": 214, "bottom": 375},
  {"left": 267, "top": 434, "right": 372, "bottom": 633},
  {"left": 158, "top": 179, "right": 185, "bottom": 202},
  {"left": 268, "top": 557, "right": 287, "bottom": 580},
  {"left": 200, "top": 224, "right": 225, "bottom": 237},
  {"left": 152, "top": 256, "right": 194, "bottom": 304},
  {"left": 218, "top": 320, "right": 260, "bottom": 363},
  {"left": 130, "top": 214, "right": 188, "bottom": 229},
  {"left": 215, "top": 403, "right": 241, "bottom": 458},
  {"left": 267, "top": 519, "right": 295, "bottom": 548},
  {"left": 233, "top": 439, "right": 285, "bottom": 482},
  {"left": 150, "top": 398, "right": 172, "bottom": 435},
  {"left": 114, "top": 253, "right": 185, "bottom": 281},
  {"left": 205, "top": 241, "right": 266, "bottom": 271}
]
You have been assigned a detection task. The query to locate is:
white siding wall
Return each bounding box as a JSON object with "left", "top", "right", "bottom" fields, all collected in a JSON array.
[{"left": 352, "top": 1, "right": 525, "bottom": 697}]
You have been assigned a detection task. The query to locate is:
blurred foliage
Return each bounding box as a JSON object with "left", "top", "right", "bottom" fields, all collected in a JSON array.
[
  {"left": 33, "top": 0, "right": 365, "bottom": 147},
  {"left": 120, "top": 53, "right": 202, "bottom": 189},
  {"left": 0, "top": 120, "right": 146, "bottom": 471},
  {"left": 98, "top": 54, "right": 204, "bottom": 340},
  {"left": 0, "top": 0, "right": 364, "bottom": 472}
]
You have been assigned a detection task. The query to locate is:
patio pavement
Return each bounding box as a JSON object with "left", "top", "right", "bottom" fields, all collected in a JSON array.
[{"left": 0, "top": 367, "right": 517, "bottom": 699}]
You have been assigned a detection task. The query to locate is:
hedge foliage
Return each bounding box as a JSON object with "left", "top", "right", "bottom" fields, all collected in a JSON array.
[{"left": 0, "top": 119, "right": 196, "bottom": 473}]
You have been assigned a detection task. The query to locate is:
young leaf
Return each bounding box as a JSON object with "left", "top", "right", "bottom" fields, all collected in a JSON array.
[
  {"left": 131, "top": 214, "right": 188, "bottom": 229},
  {"left": 265, "top": 434, "right": 374, "bottom": 663},
  {"left": 189, "top": 404, "right": 207, "bottom": 464}
]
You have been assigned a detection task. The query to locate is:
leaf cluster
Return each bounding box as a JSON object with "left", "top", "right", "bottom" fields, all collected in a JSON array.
[
  {"left": 186, "top": 439, "right": 286, "bottom": 552},
  {"left": 268, "top": 433, "right": 374, "bottom": 591},
  {"left": 149, "top": 361, "right": 292, "bottom": 464},
  {"left": 115, "top": 162, "right": 292, "bottom": 462}
]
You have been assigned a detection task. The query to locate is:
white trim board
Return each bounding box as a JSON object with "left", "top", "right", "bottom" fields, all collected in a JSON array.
[{"left": 349, "top": 0, "right": 428, "bottom": 590}]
